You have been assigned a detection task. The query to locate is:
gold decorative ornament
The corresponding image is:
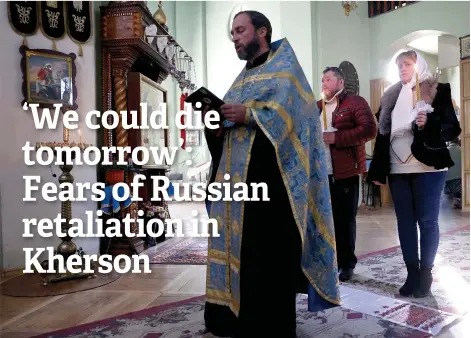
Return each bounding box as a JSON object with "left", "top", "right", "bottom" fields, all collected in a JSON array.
[
  {"left": 153, "top": 1, "right": 167, "bottom": 25},
  {"left": 35, "top": 120, "right": 94, "bottom": 285},
  {"left": 341, "top": 1, "right": 358, "bottom": 16}
]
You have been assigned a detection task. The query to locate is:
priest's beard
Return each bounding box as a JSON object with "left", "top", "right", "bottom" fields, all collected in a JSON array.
[{"left": 237, "top": 36, "right": 260, "bottom": 61}]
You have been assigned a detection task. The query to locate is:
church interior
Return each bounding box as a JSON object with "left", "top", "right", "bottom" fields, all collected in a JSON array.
[{"left": 0, "top": 1, "right": 470, "bottom": 337}]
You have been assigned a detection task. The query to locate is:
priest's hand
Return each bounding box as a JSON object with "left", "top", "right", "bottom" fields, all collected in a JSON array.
[
  {"left": 323, "top": 132, "right": 336, "bottom": 144},
  {"left": 416, "top": 111, "right": 427, "bottom": 128},
  {"left": 221, "top": 104, "right": 246, "bottom": 124}
]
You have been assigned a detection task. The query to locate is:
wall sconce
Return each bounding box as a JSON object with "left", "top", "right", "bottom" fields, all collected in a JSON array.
[{"left": 342, "top": 1, "right": 358, "bottom": 16}]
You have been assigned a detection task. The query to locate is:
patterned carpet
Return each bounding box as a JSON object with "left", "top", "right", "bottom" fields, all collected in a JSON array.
[
  {"left": 344, "top": 226, "right": 470, "bottom": 334},
  {"left": 29, "top": 227, "right": 469, "bottom": 337},
  {"left": 31, "top": 295, "right": 429, "bottom": 338},
  {"left": 150, "top": 237, "right": 208, "bottom": 265}
]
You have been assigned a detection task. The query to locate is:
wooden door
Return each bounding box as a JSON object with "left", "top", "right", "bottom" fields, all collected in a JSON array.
[
  {"left": 370, "top": 79, "right": 389, "bottom": 114},
  {"left": 369, "top": 78, "right": 390, "bottom": 149},
  {"left": 369, "top": 79, "right": 392, "bottom": 207},
  {"left": 460, "top": 58, "right": 470, "bottom": 211}
]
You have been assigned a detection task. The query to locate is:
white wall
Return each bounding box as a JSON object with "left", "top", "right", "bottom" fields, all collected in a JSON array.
[
  {"left": 438, "top": 35, "right": 461, "bottom": 69},
  {"left": 281, "top": 1, "right": 314, "bottom": 89},
  {"left": 148, "top": 1, "right": 212, "bottom": 181},
  {"left": 0, "top": 2, "right": 99, "bottom": 269},
  {"left": 421, "top": 52, "right": 439, "bottom": 75},
  {"left": 171, "top": 0, "right": 470, "bottom": 105},
  {"left": 148, "top": 0, "right": 176, "bottom": 148},
  {"left": 369, "top": 1, "right": 470, "bottom": 79},
  {"left": 175, "top": 1, "right": 211, "bottom": 173},
  {"left": 203, "top": 1, "right": 371, "bottom": 101},
  {"left": 155, "top": 1, "right": 470, "bottom": 179},
  {"left": 177, "top": 1, "right": 372, "bottom": 156},
  {"left": 315, "top": 1, "right": 371, "bottom": 103},
  {"left": 440, "top": 66, "right": 461, "bottom": 109},
  {"left": 205, "top": 1, "right": 283, "bottom": 99}
]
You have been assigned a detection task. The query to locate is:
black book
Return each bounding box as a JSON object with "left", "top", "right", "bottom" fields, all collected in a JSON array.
[
  {"left": 185, "top": 87, "right": 225, "bottom": 113},
  {"left": 185, "top": 87, "right": 236, "bottom": 128}
]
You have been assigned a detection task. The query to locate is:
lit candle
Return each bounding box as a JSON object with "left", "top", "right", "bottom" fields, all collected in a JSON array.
[
  {"left": 415, "top": 67, "right": 421, "bottom": 102},
  {"left": 63, "top": 127, "right": 69, "bottom": 143},
  {"left": 78, "top": 129, "right": 82, "bottom": 144},
  {"left": 321, "top": 93, "right": 327, "bottom": 130}
]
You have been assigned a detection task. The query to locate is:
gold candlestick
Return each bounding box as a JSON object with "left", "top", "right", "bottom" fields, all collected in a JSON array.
[
  {"left": 34, "top": 140, "right": 94, "bottom": 284},
  {"left": 321, "top": 93, "right": 327, "bottom": 130},
  {"left": 416, "top": 71, "right": 421, "bottom": 102},
  {"left": 63, "top": 127, "right": 69, "bottom": 144}
]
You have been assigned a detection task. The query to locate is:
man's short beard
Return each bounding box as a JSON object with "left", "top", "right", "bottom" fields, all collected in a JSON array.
[
  {"left": 237, "top": 37, "right": 260, "bottom": 61},
  {"left": 325, "top": 86, "right": 343, "bottom": 100}
]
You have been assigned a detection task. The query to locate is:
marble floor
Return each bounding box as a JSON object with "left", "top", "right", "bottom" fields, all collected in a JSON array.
[{"left": 1, "top": 198, "right": 469, "bottom": 337}]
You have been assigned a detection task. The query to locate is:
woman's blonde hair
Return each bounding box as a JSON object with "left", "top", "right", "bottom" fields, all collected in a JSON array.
[{"left": 395, "top": 50, "right": 417, "bottom": 64}]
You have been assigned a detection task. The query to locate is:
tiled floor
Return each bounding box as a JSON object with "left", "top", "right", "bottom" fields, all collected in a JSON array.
[{"left": 0, "top": 198, "right": 469, "bottom": 337}]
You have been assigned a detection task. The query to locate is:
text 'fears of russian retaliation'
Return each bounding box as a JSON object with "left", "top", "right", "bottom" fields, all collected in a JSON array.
[
  {"left": 23, "top": 174, "right": 270, "bottom": 203},
  {"left": 19, "top": 102, "right": 270, "bottom": 276}
]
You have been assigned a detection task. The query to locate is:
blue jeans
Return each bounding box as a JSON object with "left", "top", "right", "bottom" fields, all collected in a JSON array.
[
  {"left": 205, "top": 199, "right": 211, "bottom": 216},
  {"left": 388, "top": 171, "right": 446, "bottom": 268}
]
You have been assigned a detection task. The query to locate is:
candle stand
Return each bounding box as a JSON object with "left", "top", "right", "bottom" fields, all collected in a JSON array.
[{"left": 35, "top": 127, "right": 96, "bottom": 285}]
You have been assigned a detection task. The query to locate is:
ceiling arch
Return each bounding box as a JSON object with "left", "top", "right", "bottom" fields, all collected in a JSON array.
[{"left": 388, "top": 30, "right": 455, "bottom": 59}]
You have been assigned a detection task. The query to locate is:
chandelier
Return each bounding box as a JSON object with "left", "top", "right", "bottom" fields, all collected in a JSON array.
[
  {"left": 144, "top": 26, "right": 197, "bottom": 91},
  {"left": 341, "top": 1, "right": 358, "bottom": 16}
]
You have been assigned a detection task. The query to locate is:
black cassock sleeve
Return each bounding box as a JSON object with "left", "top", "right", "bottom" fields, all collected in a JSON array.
[{"left": 204, "top": 128, "right": 225, "bottom": 211}]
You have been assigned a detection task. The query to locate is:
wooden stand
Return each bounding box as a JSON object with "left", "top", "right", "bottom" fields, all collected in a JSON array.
[
  {"left": 99, "top": 2, "right": 176, "bottom": 256},
  {"left": 100, "top": 1, "right": 171, "bottom": 158}
]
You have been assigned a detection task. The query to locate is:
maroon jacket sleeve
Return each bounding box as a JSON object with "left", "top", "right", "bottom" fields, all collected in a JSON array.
[{"left": 334, "top": 96, "right": 377, "bottom": 148}]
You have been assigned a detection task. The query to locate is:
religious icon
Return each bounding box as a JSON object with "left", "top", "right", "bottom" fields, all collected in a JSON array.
[
  {"left": 186, "top": 130, "right": 201, "bottom": 146},
  {"left": 138, "top": 73, "right": 168, "bottom": 161},
  {"left": 20, "top": 46, "right": 78, "bottom": 109}
]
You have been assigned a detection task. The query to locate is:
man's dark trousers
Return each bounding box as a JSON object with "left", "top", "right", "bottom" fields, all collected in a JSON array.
[{"left": 329, "top": 175, "right": 359, "bottom": 271}]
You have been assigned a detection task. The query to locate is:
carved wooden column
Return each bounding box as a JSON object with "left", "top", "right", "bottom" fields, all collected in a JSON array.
[
  {"left": 112, "top": 67, "right": 129, "bottom": 156},
  {"left": 102, "top": 49, "right": 114, "bottom": 163},
  {"left": 99, "top": 1, "right": 174, "bottom": 256}
]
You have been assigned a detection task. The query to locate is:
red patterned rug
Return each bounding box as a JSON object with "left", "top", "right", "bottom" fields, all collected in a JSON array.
[
  {"left": 31, "top": 294, "right": 429, "bottom": 338},
  {"left": 343, "top": 225, "right": 470, "bottom": 335},
  {"left": 150, "top": 237, "right": 207, "bottom": 265}
]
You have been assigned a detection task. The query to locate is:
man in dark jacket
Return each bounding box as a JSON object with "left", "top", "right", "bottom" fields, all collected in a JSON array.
[{"left": 318, "top": 67, "right": 377, "bottom": 281}]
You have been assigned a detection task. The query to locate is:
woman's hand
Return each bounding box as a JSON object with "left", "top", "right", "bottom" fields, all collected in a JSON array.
[
  {"left": 372, "top": 181, "right": 381, "bottom": 186},
  {"left": 416, "top": 111, "right": 427, "bottom": 128}
]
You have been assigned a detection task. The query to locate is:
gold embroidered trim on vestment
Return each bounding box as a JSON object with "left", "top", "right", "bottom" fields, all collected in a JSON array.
[
  {"left": 231, "top": 72, "right": 315, "bottom": 105},
  {"left": 225, "top": 133, "right": 233, "bottom": 295},
  {"left": 250, "top": 106, "right": 340, "bottom": 305}
]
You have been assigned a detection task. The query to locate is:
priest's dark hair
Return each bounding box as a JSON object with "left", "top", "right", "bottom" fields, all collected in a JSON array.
[{"left": 235, "top": 10, "right": 272, "bottom": 44}]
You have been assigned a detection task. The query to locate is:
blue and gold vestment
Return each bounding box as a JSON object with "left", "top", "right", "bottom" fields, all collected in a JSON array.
[{"left": 205, "top": 38, "right": 341, "bottom": 315}]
